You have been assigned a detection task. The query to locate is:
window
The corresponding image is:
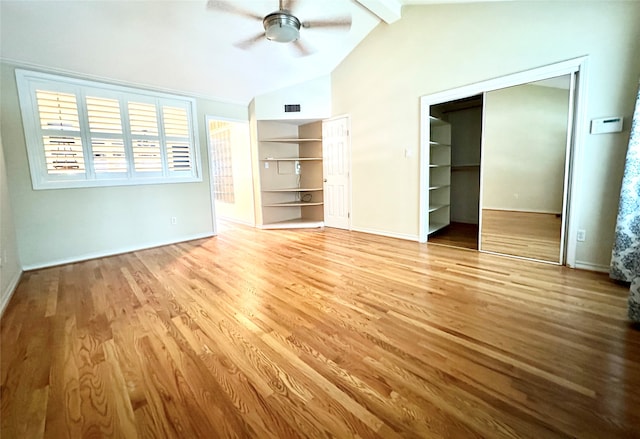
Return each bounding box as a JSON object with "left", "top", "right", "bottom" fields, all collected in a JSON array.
[
  {"left": 16, "top": 69, "right": 201, "bottom": 189},
  {"left": 208, "top": 120, "right": 236, "bottom": 203}
]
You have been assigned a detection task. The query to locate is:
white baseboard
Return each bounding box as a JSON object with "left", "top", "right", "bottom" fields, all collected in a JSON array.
[
  {"left": 217, "top": 216, "right": 255, "bottom": 227},
  {"left": 1, "top": 269, "right": 23, "bottom": 317},
  {"left": 350, "top": 226, "right": 419, "bottom": 242},
  {"left": 482, "top": 207, "right": 562, "bottom": 215},
  {"left": 22, "top": 232, "right": 216, "bottom": 271},
  {"left": 573, "top": 261, "right": 610, "bottom": 273}
]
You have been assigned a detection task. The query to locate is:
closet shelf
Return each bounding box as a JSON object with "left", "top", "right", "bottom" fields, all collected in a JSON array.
[
  {"left": 261, "top": 219, "right": 324, "bottom": 229},
  {"left": 429, "top": 116, "right": 448, "bottom": 127},
  {"left": 263, "top": 201, "right": 324, "bottom": 207},
  {"left": 429, "top": 185, "right": 450, "bottom": 190},
  {"left": 261, "top": 157, "right": 322, "bottom": 161},
  {"left": 429, "top": 164, "right": 451, "bottom": 168},
  {"left": 262, "top": 187, "right": 323, "bottom": 192},
  {"left": 429, "top": 204, "right": 450, "bottom": 213},
  {"left": 451, "top": 164, "right": 480, "bottom": 170},
  {"left": 261, "top": 138, "right": 322, "bottom": 143},
  {"left": 428, "top": 222, "right": 448, "bottom": 234}
]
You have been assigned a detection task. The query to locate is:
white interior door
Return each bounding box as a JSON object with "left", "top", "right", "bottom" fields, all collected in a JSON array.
[{"left": 322, "top": 116, "right": 351, "bottom": 229}]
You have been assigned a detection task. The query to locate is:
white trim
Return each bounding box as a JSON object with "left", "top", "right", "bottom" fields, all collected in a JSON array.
[
  {"left": 574, "top": 261, "right": 610, "bottom": 273},
  {"left": 1, "top": 58, "right": 248, "bottom": 106},
  {"left": 16, "top": 68, "right": 202, "bottom": 190},
  {"left": 564, "top": 60, "right": 589, "bottom": 269},
  {"left": 355, "top": 0, "right": 402, "bottom": 23},
  {"left": 420, "top": 56, "right": 588, "bottom": 269},
  {"left": 22, "top": 232, "right": 215, "bottom": 271},
  {"left": 351, "top": 226, "right": 419, "bottom": 242},
  {"left": 482, "top": 207, "right": 563, "bottom": 215},
  {"left": 216, "top": 216, "right": 256, "bottom": 227},
  {"left": 1, "top": 269, "right": 23, "bottom": 317},
  {"left": 205, "top": 115, "right": 218, "bottom": 236}
]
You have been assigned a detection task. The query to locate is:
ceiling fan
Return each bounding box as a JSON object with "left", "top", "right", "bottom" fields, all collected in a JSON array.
[{"left": 207, "top": 0, "right": 352, "bottom": 56}]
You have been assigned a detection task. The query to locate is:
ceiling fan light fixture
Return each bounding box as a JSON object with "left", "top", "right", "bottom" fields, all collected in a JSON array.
[{"left": 263, "top": 12, "right": 301, "bottom": 43}]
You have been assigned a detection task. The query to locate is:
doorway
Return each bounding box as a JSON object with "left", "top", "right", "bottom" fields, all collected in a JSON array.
[
  {"left": 428, "top": 95, "right": 483, "bottom": 250},
  {"left": 205, "top": 116, "right": 255, "bottom": 231},
  {"left": 419, "top": 58, "right": 587, "bottom": 267}
]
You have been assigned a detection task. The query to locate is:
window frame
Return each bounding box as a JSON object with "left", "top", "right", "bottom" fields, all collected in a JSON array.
[{"left": 16, "top": 69, "right": 202, "bottom": 190}]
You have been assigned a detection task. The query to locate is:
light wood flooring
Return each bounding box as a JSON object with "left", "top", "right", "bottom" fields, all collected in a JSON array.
[
  {"left": 481, "top": 209, "right": 563, "bottom": 262},
  {"left": 428, "top": 222, "right": 479, "bottom": 250},
  {"left": 2, "top": 223, "right": 639, "bottom": 438}
]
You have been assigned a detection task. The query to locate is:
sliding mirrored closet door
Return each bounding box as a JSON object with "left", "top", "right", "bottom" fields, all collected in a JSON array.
[{"left": 479, "top": 74, "right": 574, "bottom": 263}]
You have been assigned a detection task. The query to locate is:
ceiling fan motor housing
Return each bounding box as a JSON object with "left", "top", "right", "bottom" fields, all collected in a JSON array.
[{"left": 263, "top": 12, "right": 301, "bottom": 43}]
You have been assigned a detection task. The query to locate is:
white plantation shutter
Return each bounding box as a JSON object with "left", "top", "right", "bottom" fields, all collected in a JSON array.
[
  {"left": 86, "top": 96, "right": 127, "bottom": 174},
  {"left": 16, "top": 70, "right": 200, "bottom": 189},
  {"left": 162, "top": 105, "right": 193, "bottom": 172},
  {"left": 129, "top": 101, "right": 162, "bottom": 173},
  {"left": 36, "top": 90, "right": 86, "bottom": 175}
]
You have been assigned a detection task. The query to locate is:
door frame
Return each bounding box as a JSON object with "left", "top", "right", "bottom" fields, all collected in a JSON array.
[
  {"left": 322, "top": 114, "right": 352, "bottom": 230},
  {"left": 419, "top": 57, "right": 589, "bottom": 267},
  {"left": 205, "top": 114, "right": 256, "bottom": 234}
]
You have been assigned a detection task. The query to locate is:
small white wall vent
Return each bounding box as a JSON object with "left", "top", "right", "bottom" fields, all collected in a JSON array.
[{"left": 284, "top": 104, "right": 301, "bottom": 113}]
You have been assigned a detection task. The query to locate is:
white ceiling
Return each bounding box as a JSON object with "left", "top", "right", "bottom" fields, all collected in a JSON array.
[
  {"left": 0, "top": 0, "right": 381, "bottom": 103},
  {"left": 0, "top": 0, "right": 551, "bottom": 104}
]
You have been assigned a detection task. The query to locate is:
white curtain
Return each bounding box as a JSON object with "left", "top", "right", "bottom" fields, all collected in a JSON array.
[{"left": 610, "top": 82, "right": 640, "bottom": 322}]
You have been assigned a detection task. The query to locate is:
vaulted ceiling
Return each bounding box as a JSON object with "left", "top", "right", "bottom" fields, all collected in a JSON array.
[{"left": 0, "top": 0, "right": 509, "bottom": 103}]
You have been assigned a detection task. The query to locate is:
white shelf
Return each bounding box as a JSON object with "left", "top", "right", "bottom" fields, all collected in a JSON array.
[
  {"left": 261, "top": 138, "right": 322, "bottom": 143},
  {"left": 429, "top": 116, "right": 448, "bottom": 127},
  {"left": 429, "top": 185, "right": 450, "bottom": 190},
  {"left": 262, "top": 157, "right": 322, "bottom": 161},
  {"left": 264, "top": 201, "right": 324, "bottom": 207},
  {"left": 451, "top": 164, "right": 480, "bottom": 171},
  {"left": 430, "top": 141, "right": 451, "bottom": 147},
  {"left": 428, "top": 222, "right": 449, "bottom": 234},
  {"left": 429, "top": 204, "right": 449, "bottom": 213},
  {"left": 262, "top": 187, "right": 323, "bottom": 192},
  {"left": 261, "top": 219, "right": 324, "bottom": 229},
  {"left": 429, "top": 164, "right": 451, "bottom": 168},
  {"left": 257, "top": 120, "right": 324, "bottom": 229}
]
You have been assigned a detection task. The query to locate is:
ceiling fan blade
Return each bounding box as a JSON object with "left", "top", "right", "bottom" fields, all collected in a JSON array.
[
  {"left": 292, "top": 40, "right": 315, "bottom": 57},
  {"left": 206, "top": 0, "right": 263, "bottom": 21},
  {"left": 234, "top": 32, "right": 266, "bottom": 50},
  {"left": 283, "top": 0, "right": 299, "bottom": 12},
  {"left": 303, "top": 17, "right": 352, "bottom": 30}
]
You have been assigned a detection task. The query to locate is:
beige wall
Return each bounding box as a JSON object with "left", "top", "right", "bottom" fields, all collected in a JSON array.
[
  {"left": 483, "top": 83, "right": 569, "bottom": 213},
  {"left": 0, "top": 132, "right": 22, "bottom": 313},
  {"left": 1, "top": 62, "right": 247, "bottom": 269},
  {"left": 332, "top": 1, "right": 640, "bottom": 268}
]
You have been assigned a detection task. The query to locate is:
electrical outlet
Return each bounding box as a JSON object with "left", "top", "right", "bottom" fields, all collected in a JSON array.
[
  {"left": 577, "top": 229, "right": 586, "bottom": 242},
  {"left": 171, "top": 217, "right": 177, "bottom": 225}
]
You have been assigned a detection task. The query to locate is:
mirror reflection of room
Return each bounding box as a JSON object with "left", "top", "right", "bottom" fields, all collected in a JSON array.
[{"left": 481, "top": 76, "right": 571, "bottom": 263}]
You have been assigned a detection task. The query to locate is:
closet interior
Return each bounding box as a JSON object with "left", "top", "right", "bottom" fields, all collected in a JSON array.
[{"left": 428, "top": 95, "right": 483, "bottom": 250}]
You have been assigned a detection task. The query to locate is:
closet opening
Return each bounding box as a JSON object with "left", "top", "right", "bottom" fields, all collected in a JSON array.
[
  {"left": 428, "top": 95, "right": 483, "bottom": 250},
  {"left": 419, "top": 57, "right": 588, "bottom": 267}
]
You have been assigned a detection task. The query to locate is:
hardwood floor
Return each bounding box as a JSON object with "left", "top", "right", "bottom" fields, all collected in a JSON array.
[
  {"left": 480, "top": 209, "right": 562, "bottom": 262},
  {"left": 2, "top": 223, "right": 639, "bottom": 438},
  {"left": 428, "top": 222, "right": 478, "bottom": 250}
]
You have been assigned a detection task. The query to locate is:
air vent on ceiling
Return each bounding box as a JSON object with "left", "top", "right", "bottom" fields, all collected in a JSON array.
[{"left": 284, "top": 104, "right": 301, "bottom": 113}]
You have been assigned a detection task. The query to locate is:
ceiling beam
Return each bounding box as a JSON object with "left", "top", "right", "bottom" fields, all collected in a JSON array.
[{"left": 355, "top": 0, "right": 403, "bottom": 24}]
